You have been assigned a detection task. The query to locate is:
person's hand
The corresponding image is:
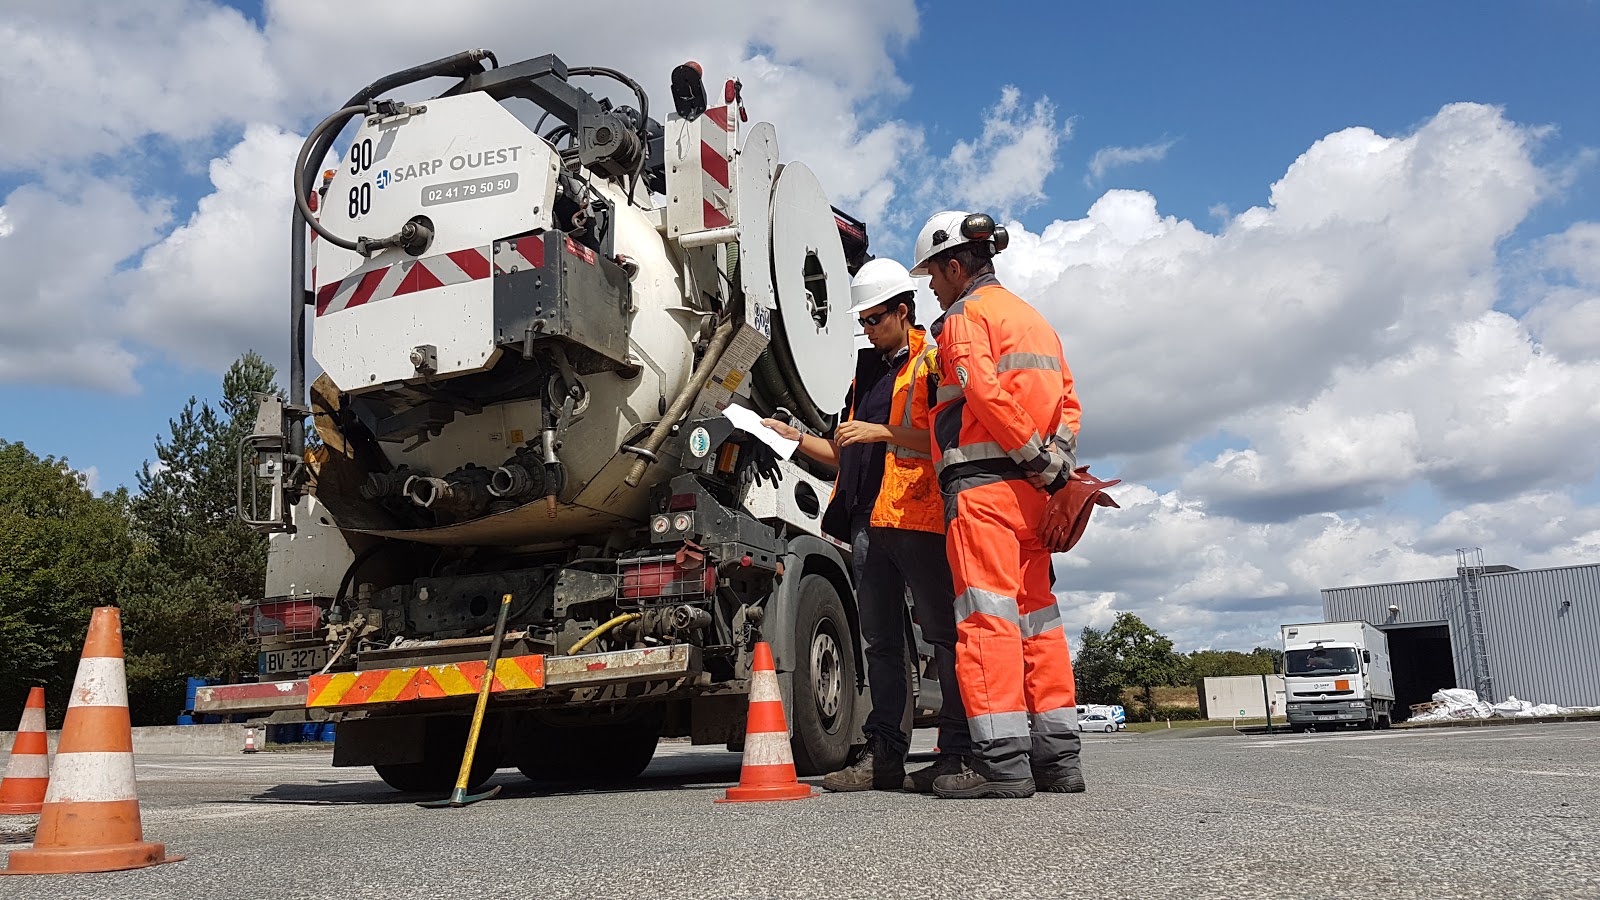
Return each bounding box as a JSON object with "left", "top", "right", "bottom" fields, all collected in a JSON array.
[
  {"left": 760, "top": 418, "right": 802, "bottom": 441},
  {"left": 835, "top": 421, "right": 890, "bottom": 447}
]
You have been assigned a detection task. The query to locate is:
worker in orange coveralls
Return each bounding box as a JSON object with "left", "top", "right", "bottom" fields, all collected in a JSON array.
[{"left": 911, "top": 210, "right": 1087, "bottom": 800}]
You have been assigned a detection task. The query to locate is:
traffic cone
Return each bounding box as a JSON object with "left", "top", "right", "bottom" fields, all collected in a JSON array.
[
  {"left": 0, "top": 688, "right": 49, "bottom": 815},
  {"left": 3, "top": 607, "right": 183, "bottom": 874},
  {"left": 717, "top": 642, "right": 814, "bottom": 803},
  {"left": 242, "top": 727, "right": 258, "bottom": 754}
]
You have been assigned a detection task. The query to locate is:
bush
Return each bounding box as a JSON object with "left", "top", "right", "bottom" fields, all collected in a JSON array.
[{"left": 1139, "top": 704, "right": 1204, "bottom": 721}]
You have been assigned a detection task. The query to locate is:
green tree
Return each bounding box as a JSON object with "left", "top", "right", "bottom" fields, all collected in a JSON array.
[
  {"left": 1106, "top": 612, "right": 1181, "bottom": 710},
  {"left": 0, "top": 442, "right": 133, "bottom": 717},
  {"left": 1186, "top": 648, "right": 1276, "bottom": 682},
  {"left": 1073, "top": 626, "right": 1124, "bottom": 705},
  {"left": 121, "top": 352, "right": 280, "bottom": 722}
]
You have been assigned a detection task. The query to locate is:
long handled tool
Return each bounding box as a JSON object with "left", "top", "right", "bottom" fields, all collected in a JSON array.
[{"left": 420, "top": 592, "right": 513, "bottom": 808}]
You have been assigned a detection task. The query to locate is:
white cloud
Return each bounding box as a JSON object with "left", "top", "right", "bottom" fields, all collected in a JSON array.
[
  {"left": 78, "top": 465, "right": 101, "bottom": 493},
  {"left": 931, "top": 86, "right": 1066, "bottom": 216},
  {"left": 121, "top": 124, "right": 305, "bottom": 371},
  {"left": 1085, "top": 138, "right": 1176, "bottom": 184},
  {"left": 0, "top": 0, "right": 281, "bottom": 170},
  {"left": 0, "top": 177, "right": 169, "bottom": 390}
]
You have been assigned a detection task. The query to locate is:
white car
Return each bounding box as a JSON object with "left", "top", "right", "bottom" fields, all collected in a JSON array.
[{"left": 1078, "top": 712, "right": 1122, "bottom": 733}]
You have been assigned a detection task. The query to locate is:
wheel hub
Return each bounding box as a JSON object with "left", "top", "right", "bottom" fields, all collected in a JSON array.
[{"left": 809, "top": 627, "right": 842, "bottom": 726}]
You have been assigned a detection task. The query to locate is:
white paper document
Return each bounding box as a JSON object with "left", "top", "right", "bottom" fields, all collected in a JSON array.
[{"left": 721, "top": 402, "right": 800, "bottom": 460}]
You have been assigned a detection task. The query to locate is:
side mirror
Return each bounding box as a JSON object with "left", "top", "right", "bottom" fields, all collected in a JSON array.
[{"left": 1362, "top": 650, "right": 1371, "bottom": 663}]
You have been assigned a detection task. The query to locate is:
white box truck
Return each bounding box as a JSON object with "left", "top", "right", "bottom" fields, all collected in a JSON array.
[{"left": 1280, "top": 622, "right": 1395, "bottom": 731}]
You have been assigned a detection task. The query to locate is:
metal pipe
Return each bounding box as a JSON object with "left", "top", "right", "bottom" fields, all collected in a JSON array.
[
  {"left": 567, "top": 613, "right": 643, "bottom": 655},
  {"left": 622, "top": 316, "right": 736, "bottom": 487},
  {"left": 678, "top": 225, "right": 741, "bottom": 248}
]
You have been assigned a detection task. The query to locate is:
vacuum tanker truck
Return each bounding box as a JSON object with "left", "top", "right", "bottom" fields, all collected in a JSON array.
[{"left": 194, "top": 50, "right": 915, "bottom": 791}]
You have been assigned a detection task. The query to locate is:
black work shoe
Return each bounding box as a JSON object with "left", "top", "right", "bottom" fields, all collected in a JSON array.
[
  {"left": 1034, "top": 768, "right": 1086, "bottom": 793},
  {"left": 822, "top": 741, "right": 906, "bottom": 792},
  {"left": 932, "top": 769, "right": 1036, "bottom": 799},
  {"left": 903, "top": 754, "right": 970, "bottom": 793}
]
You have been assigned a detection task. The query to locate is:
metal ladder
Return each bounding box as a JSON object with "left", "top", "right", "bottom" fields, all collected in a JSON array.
[{"left": 1456, "top": 547, "right": 1495, "bottom": 701}]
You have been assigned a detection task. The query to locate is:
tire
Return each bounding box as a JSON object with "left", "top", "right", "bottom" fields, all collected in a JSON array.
[
  {"left": 373, "top": 716, "right": 502, "bottom": 794},
  {"left": 789, "top": 574, "right": 858, "bottom": 777},
  {"left": 515, "top": 723, "right": 660, "bottom": 784},
  {"left": 1105, "top": 724, "right": 1115, "bottom": 733}
]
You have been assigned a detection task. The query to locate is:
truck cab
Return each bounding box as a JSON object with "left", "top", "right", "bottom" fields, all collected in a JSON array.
[{"left": 1281, "top": 622, "right": 1395, "bottom": 731}]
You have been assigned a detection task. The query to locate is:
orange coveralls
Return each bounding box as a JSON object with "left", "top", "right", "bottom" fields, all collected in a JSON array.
[{"left": 929, "top": 272, "right": 1083, "bottom": 780}]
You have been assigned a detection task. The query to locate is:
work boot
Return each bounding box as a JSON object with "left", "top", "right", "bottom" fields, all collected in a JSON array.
[
  {"left": 1033, "top": 766, "right": 1086, "bottom": 793},
  {"left": 821, "top": 737, "right": 905, "bottom": 792},
  {"left": 932, "top": 769, "right": 1036, "bottom": 800},
  {"left": 903, "top": 754, "right": 970, "bottom": 793}
]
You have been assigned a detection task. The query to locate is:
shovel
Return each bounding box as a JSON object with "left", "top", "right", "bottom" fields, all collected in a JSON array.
[{"left": 419, "top": 591, "right": 513, "bottom": 808}]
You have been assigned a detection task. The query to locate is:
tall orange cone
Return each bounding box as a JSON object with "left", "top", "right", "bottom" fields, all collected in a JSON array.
[
  {"left": 3, "top": 607, "right": 183, "bottom": 874},
  {"left": 718, "top": 642, "right": 814, "bottom": 803},
  {"left": 0, "top": 688, "right": 49, "bottom": 815}
]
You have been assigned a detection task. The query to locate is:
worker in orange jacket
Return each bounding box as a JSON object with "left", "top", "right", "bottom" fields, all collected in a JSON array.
[
  {"left": 762, "top": 258, "right": 971, "bottom": 793},
  {"left": 912, "top": 210, "right": 1086, "bottom": 799}
]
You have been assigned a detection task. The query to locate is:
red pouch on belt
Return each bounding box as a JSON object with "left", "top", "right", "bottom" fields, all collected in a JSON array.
[{"left": 1038, "top": 466, "right": 1121, "bottom": 553}]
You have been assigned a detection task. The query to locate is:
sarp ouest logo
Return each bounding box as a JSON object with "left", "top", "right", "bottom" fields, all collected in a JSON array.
[{"left": 375, "top": 169, "right": 391, "bottom": 190}]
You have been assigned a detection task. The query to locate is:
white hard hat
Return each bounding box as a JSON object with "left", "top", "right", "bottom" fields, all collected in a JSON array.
[
  {"left": 908, "top": 210, "right": 1007, "bottom": 276},
  {"left": 848, "top": 257, "right": 918, "bottom": 316}
]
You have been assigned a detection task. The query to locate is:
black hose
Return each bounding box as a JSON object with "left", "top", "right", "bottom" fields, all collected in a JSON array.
[{"left": 293, "top": 105, "right": 368, "bottom": 251}]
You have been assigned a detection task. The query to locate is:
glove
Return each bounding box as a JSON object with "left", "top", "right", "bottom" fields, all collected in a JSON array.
[
  {"left": 1038, "top": 466, "right": 1121, "bottom": 553},
  {"left": 740, "top": 437, "right": 784, "bottom": 488}
]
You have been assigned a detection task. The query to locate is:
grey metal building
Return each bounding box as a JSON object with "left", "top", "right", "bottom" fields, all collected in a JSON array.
[{"left": 1321, "top": 556, "right": 1600, "bottom": 717}]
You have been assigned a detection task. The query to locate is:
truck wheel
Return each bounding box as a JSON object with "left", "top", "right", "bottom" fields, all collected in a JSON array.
[
  {"left": 789, "top": 574, "right": 857, "bottom": 776},
  {"left": 373, "top": 716, "right": 501, "bottom": 794}
]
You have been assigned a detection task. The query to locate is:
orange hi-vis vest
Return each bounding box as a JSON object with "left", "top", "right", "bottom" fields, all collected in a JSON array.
[
  {"left": 929, "top": 275, "right": 1080, "bottom": 508},
  {"left": 826, "top": 326, "right": 945, "bottom": 537},
  {"left": 872, "top": 325, "right": 943, "bottom": 534}
]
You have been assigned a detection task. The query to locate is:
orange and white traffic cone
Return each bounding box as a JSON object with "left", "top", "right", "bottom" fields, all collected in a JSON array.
[
  {"left": 0, "top": 687, "right": 49, "bottom": 815},
  {"left": 717, "top": 642, "right": 814, "bottom": 803},
  {"left": 3, "top": 607, "right": 183, "bottom": 874},
  {"left": 242, "top": 727, "right": 258, "bottom": 754}
]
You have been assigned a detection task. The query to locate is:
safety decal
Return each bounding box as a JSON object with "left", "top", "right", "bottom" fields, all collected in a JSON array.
[
  {"left": 315, "top": 246, "right": 493, "bottom": 316},
  {"left": 306, "top": 654, "right": 545, "bottom": 708},
  {"left": 956, "top": 365, "right": 969, "bottom": 389}
]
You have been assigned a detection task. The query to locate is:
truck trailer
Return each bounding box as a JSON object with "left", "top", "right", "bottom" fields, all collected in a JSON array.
[
  {"left": 1280, "top": 621, "right": 1395, "bottom": 731},
  {"left": 196, "top": 50, "right": 933, "bottom": 792}
]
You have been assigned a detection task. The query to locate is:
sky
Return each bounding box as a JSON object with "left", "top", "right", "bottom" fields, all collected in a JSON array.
[{"left": 3, "top": 1, "right": 1598, "bottom": 651}]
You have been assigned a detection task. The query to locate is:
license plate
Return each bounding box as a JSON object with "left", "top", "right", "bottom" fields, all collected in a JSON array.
[{"left": 259, "top": 645, "right": 332, "bottom": 675}]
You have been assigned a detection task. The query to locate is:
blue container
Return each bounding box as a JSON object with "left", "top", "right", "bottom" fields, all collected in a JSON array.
[{"left": 320, "top": 723, "right": 336, "bottom": 743}]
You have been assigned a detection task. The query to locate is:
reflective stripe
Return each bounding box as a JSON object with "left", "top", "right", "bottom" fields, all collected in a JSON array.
[
  {"left": 968, "top": 710, "right": 1031, "bottom": 741},
  {"left": 42, "top": 752, "right": 138, "bottom": 803},
  {"left": 4, "top": 753, "right": 49, "bottom": 779},
  {"left": 955, "top": 587, "right": 1019, "bottom": 624},
  {"left": 1020, "top": 605, "right": 1062, "bottom": 638},
  {"left": 939, "top": 441, "right": 1009, "bottom": 467},
  {"left": 935, "top": 384, "right": 963, "bottom": 404},
  {"left": 66, "top": 657, "right": 128, "bottom": 709},
  {"left": 749, "top": 670, "right": 782, "bottom": 704},
  {"left": 1013, "top": 434, "right": 1048, "bottom": 466},
  {"left": 902, "top": 351, "right": 931, "bottom": 428},
  {"left": 18, "top": 707, "right": 45, "bottom": 732},
  {"left": 889, "top": 444, "right": 931, "bottom": 460},
  {"left": 996, "top": 352, "right": 1061, "bottom": 374},
  {"left": 1030, "top": 706, "right": 1079, "bottom": 733},
  {"left": 742, "top": 730, "right": 795, "bottom": 766}
]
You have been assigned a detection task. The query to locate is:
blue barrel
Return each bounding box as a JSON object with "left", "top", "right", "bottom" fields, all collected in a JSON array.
[{"left": 320, "top": 723, "right": 336, "bottom": 743}]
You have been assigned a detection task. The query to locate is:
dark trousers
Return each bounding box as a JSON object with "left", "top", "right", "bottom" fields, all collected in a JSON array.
[{"left": 852, "top": 517, "right": 972, "bottom": 760}]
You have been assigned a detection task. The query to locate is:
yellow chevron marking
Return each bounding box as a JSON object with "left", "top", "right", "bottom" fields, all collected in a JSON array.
[
  {"left": 308, "top": 672, "right": 359, "bottom": 707},
  {"left": 367, "top": 667, "right": 416, "bottom": 704},
  {"left": 432, "top": 664, "right": 474, "bottom": 695},
  {"left": 495, "top": 658, "right": 537, "bottom": 691}
]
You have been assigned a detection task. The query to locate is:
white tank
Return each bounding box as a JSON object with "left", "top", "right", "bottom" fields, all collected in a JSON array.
[{"left": 308, "top": 90, "right": 854, "bottom": 547}]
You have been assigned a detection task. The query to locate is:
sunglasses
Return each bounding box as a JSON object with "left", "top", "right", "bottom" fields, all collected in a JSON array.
[{"left": 858, "top": 309, "right": 895, "bottom": 328}]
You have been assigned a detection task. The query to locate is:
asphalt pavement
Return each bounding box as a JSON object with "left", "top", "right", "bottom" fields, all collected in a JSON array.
[{"left": 2, "top": 723, "right": 1597, "bottom": 899}]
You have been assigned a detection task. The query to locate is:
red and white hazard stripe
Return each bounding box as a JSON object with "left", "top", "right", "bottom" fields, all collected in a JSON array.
[
  {"left": 492, "top": 236, "right": 546, "bottom": 274},
  {"left": 701, "top": 106, "right": 735, "bottom": 229},
  {"left": 315, "top": 246, "right": 493, "bottom": 317}
]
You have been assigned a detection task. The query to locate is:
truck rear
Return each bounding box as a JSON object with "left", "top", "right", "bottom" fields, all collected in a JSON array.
[
  {"left": 198, "top": 51, "right": 931, "bottom": 792},
  {"left": 1280, "top": 621, "right": 1395, "bottom": 731}
]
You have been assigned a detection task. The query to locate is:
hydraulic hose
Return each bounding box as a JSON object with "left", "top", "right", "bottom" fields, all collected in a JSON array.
[
  {"left": 293, "top": 106, "right": 368, "bottom": 252},
  {"left": 567, "top": 613, "right": 643, "bottom": 655}
]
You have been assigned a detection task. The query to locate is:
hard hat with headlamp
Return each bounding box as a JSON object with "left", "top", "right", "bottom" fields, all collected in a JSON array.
[{"left": 908, "top": 210, "right": 1010, "bottom": 276}]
